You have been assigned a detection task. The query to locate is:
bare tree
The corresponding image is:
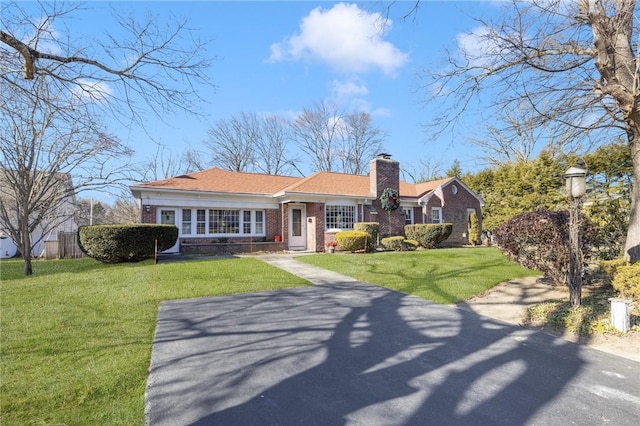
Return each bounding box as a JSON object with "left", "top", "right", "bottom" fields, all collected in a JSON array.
[
  {"left": 0, "top": 79, "right": 133, "bottom": 275},
  {"left": 415, "top": 0, "right": 639, "bottom": 262},
  {"left": 1, "top": 1, "right": 214, "bottom": 127},
  {"left": 141, "top": 142, "right": 188, "bottom": 182},
  {"left": 1, "top": 1, "right": 212, "bottom": 275},
  {"left": 292, "top": 100, "right": 345, "bottom": 172},
  {"left": 293, "top": 101, "right": 386, "bottom": 174},
  {"left": 470, "top": 107, "right": 579, "bottom": 166},
  {"left": 402, "top": 158, "right": 445, "bottom": 183},
  {"left": 103, "top": 196, "right": 140, "bottom": 224},
  {"left": 204, "top": 113, "right": 257, "bottom": 172},
  {"left": 253, "top": 114, "right": 301, "bottom": 176},
  {"left": 341, "top": 112, "right": 386, "bottom": 174}
]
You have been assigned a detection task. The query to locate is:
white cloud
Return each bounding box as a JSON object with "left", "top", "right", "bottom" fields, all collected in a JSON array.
[
  {"left": 329, "top": 79, "right": 368, "bottom": 99},
  {"left": 456, "top": 25, "right": 501, "bottom": 68},
  {"left": 268, "top": 3, "right": 408, "bottom": 76}
]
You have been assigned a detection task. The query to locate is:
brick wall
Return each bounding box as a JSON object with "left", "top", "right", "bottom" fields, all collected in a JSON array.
[
  {"left": 369, "top": 155, "right": 404, "bottom": 237},
  {"left": 141, "top": 206, "right": 156, "bottom": 223}
]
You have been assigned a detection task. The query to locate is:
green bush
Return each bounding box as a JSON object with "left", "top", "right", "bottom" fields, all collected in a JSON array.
[
  {"left": 404, "top": 224, "right": 453, "bottom": 248},
  {"left": 493, "top": 209, "right": 595, "bottom": 285},
  {"left": 381, "top": 236, "right": 405, "bottom": 251},
  {"left": 468, "top": 212, "right": 481, "bottom": 245},
  {"left": 78, "top": 224, "right": 178, "bottom": 263},
  {"left": 335, "top": 230, "right": 368, "bottom": 252},
  {"left": 381, "top": 236, "right": 418, "bottom": 251},
  {"left": 354, "top": 222, "right": 379, "bottom": 249},
  {"left": 611, "top": 261, "right": 640, "bottom": 302}
]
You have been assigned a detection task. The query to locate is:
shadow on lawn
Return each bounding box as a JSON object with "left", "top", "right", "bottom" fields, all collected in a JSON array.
[{"left": 147, "top": 282, "right": 588, "bottom": 425}]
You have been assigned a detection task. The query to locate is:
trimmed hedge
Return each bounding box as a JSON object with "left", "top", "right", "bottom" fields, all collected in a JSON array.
[
  {"left": 404, "top": 223, "right": 453, "bottom": 248},
  {"left": 335, "top": 230, "right": 369, "bottom": 252},
  {"left": 381, "top": 236, "right": 418, "bottom": 251},
  {"left": 354, "top": 222, "right": 379, "bottom": 249},
  {"left": 78, "top": 224, "right": 178, "bottom": 263}
]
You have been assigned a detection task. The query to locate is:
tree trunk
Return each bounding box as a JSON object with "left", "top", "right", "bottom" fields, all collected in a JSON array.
[
  {"left": 623, "top": 118, "right": 640, "bottom": 262},
  {"left": 21, "top": 225, "right": 32, "bottom": 276}
]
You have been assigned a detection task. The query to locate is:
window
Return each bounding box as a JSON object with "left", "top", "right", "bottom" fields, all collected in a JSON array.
[
  {"left": 191, "top": 209, "right": 266, "bottom": 236},
  {"left": 210, "top": 209, "right": 240, "bottom": 234},
  {"left": 403, "top": 207, "right": 413, "bottom": 225},
  {"left": 182, "top": 209, "right": 192, "bottom": 234},
  {"left": 243, "top": 211, "right": 252, "bottom": 234},
  {"left": 431, "top": 207, "right": 442, "bottom": 224},
  {"left": 326, "top": 205, "right": 356, "bottom": 230},
  {"left": 255, "top": 211, "right": 264, "bottom": 234},
  {"left": 196, "top": 209, "right": 206, "bottom": 234}
]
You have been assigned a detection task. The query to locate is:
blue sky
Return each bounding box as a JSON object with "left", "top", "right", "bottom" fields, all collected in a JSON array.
[{"left": 21, "top": 1, "right": 505, "bottom": 184}]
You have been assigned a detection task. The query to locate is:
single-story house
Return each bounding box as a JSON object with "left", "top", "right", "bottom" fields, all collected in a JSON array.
[{"left": 130, "top": 154, "right": 483, "bottom": 254}]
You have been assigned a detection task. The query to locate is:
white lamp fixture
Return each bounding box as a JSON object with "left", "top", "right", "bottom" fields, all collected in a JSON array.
[{"left": 564, "top": 165, "right": 588, "bottom": 199}]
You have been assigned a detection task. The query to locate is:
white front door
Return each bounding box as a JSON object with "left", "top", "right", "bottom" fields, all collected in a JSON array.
[
  {"left": 159, "top": 209, "right": 180, "bottom": 253},
  {"left": 288, "top": 205, "right": 306, "bottom": 250}
]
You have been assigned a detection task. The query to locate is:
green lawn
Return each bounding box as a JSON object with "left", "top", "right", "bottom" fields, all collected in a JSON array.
[
  {"left": 297, "top": 247, "right": 540, "bottom": 304},
  {"left": 1, "top": 248, "right": 538, "bottom": 425},
  {"left": 0, "top": 257, "right": 310, "bottom": 426}
]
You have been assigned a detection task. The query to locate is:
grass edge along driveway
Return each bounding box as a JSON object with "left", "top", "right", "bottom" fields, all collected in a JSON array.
[
  {"left": 297, "top": 247, "right": 540, "bottom": 304},
  {"left": 1, "top": 248, "right": 538, "bottom": 424}
]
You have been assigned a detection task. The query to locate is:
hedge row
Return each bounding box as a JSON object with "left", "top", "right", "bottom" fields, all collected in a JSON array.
[
  {"left": 78, "top": 224, "right": 178, "bottom": 263},
  {"left": 404, "top": 224, "right": 453, "bottom": 249}
]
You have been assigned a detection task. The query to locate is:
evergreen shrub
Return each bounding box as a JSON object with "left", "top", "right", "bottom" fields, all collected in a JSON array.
[
  {"left": 611, "top": 261, "right": 640, "bottom": 302},
  {"left": 404, "top": 224, "right": 453, "bottom": 248},
  {"left": 335, "top": 230, "right": 368, "bottom": 252},
  {"left": 78, "top": 224, "right": 178, "bottom": 263},
  {"left": 354, "top": 222, "right": 379, "bottom": 249}
]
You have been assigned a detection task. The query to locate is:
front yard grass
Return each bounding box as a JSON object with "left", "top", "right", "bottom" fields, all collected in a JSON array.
[
  {"left": 1, "top": 248, "right": 539, "bottom": 425},
  {"left": 297, "top": 247, "right": 540, "bottom": 304},
  {"left": 0, "top": 257, "right": 310, "bottom": 426}
]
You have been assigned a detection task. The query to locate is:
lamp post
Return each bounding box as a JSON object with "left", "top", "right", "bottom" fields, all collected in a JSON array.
[{"left": 564, "top": 164, "right": 588, "bottom": 307}]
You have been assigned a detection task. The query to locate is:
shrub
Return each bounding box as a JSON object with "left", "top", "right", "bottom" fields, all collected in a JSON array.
[
  {"left": 404, "top": 224, "right": 453, "bottom": 248},
  {"left": 335, "top": 230, "right": 368, "bottom": 252},
  {"left": 493, "top": 209, "right": 595, "bottom": 285},
  {"left": 354, "top": 222, "right": 379, "bottom": 250},
  {"left": 381, "top": 236, "right": 418, "bottom": 251},
  {"left": 78, "top": 224, "right": 178, "bottom": 263},
  {"left": 468, "top": 212, "right": 481, "bottom": 245},
  {"left": 381, "top": 236, "right": 405, "bottom": 251},
  {"left": 611, "top": 261, "right": 640, "bottom": 302}
]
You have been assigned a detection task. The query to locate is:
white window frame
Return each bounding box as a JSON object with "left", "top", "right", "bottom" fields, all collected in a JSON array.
[
  {"left": 431, "top": 207, "right": 442, "bottom": 224},
  {"left": 181, "top": 208, "right": 192, "bottom": 235},
  {"left": 402, "top": 207, "right": 414, "bottom": 225},
  {"left": 325, "top": 203, "right": 357, "bottom": 231}
]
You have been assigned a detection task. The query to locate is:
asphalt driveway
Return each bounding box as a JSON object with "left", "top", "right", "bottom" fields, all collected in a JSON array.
[{"left": 146, "top": 280, "right": 640, "bottom": 425}]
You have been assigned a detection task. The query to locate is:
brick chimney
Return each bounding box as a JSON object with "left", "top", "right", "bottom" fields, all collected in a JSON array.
[{"left": 370, "top": 153, "right": 404, "bottom": 237}]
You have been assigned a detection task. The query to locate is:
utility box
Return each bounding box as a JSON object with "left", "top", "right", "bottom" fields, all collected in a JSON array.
[{"left": 609, "top": 298, "right": 633, "bottom": 333}]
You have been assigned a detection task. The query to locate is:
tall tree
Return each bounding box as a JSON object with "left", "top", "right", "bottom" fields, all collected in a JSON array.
[
  {"left": 292, "top": 100, "right": 386, "bottom": 174},
  {"left": 204, "top": 114, "right": 256, "bottom": 172},
  {"left": 200, "top": 112, "right": 299, "bottom": 175},
  {"left": 340, "top": 112, "right": 386, "bottom": 175},
  {"left": 416, "top": 0, "right": 639, "bottom": 261},
  {"left": 0, "top": 79, "right": 132, "bottom": 275},
  {"left": 1, "top": 1, "right": 213, "bottom": 275},
  {"left": 292, "top": 100, "right": 345, "bottom": 173}
]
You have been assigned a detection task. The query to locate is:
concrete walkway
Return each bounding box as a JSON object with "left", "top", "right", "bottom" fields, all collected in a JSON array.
[{"left": 146, "top": 253, "right": 640, "bottom": 425}]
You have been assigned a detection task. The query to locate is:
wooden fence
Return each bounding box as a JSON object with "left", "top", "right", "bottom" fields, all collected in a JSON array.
[{"left": 57, "top": 231, "right": 84, "bottom": 259}]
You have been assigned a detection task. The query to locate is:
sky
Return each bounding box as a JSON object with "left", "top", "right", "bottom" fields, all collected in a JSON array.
[{"left": 14, "top": 0, "right": 506, "bottom": 195}]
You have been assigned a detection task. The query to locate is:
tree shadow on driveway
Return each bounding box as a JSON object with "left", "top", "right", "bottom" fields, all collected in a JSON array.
[{"left": 146, "top": 283, "right": 640, "bottom": 425}]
